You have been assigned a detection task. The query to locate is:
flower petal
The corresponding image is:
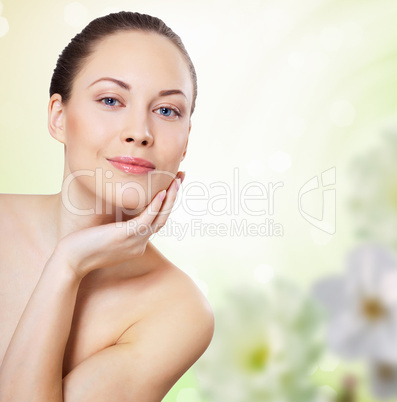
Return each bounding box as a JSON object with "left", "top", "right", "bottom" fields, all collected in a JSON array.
[
  {"left": 312, "top": 276, "right": 347, "bottom": 315},
  {"left": 380, "top": 271, "right": 397, "bottom": 306},
  {"left": 327, "top": 312, "right": 371, "bottom": 358}
]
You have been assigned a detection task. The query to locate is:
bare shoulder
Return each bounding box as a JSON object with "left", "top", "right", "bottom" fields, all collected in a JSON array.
[
  {"left": 0, "top": 193, "right": 24, "bottom": 231},
  {"left": 0, "top": 192, "right": 30, "bottom": 204},
  {"left": 0, "top": 193, "right": 18, "bottom": 213},
  {"left": 0, "top": 194, "right": 53, "bottom": 256},
  {"left": 118, "top": 257, "right": 215, "bottom": 370},
  {"left": 62, "top": 259, "right": 215, "bottom": 401},
  {"left": 0, "top": 193, "right": 40, "bottom": 232},
  {"left": 139, "top": 242, "right": 214, "bottom": 334},
  {"left": 148, "top": 261, "right": 214, "bottom": 343},
  {"left": 163, "top": 263, "right": 214, "bottom": 331},
  {"left": 0, "top": 193, "right": 37, "bottom": 217}
]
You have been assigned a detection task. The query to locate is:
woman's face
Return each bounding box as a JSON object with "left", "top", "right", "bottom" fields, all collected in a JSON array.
[{"left": 51, "top": 30, "right": 192, "bottom": 212}]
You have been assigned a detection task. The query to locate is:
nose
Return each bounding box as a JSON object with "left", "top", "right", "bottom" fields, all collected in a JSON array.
[{"left": 121, "top": 108, "right": 154, "bottom": 147}]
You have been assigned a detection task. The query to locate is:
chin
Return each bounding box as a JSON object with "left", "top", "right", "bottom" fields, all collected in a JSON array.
[
  {"left": 117, "top": 191, "right": 149, "bottom": 211},
  {"left": 100, "top": 197, "right": 145, "bottom": 222}
]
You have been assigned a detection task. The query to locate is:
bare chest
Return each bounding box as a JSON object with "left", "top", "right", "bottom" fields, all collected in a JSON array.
[{"left": 0, "top": 248, "right": 142, "bottom": 378}]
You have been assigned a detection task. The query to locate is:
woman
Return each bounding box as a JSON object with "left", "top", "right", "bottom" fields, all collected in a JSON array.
[{"left": 0, "top": 11, "right": 214, "bottom": 401}]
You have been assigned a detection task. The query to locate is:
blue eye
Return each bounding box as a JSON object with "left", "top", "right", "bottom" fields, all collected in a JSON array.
[
  {"left": 100, "top": 97, "right": 121, "bottom": 107},
  {"left": 160, "top": 107, "right": 172, "bottom": 116},
  {"left": 155, "top": 106, "right": 181, "bottom": 118}
]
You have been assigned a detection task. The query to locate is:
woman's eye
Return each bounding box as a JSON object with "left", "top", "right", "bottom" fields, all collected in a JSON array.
[
  {"left": 100, "top": 97, "right": 121, "bottom": 107},
  {"left": 155, "top": 106, "right": 181, "bottom": 118}
]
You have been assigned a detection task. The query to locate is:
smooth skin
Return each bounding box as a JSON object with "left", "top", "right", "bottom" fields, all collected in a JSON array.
[{"left": 0, "top": 30, "right": 214, "bottom": 401}]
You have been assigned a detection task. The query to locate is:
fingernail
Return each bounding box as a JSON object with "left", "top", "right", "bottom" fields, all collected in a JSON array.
[
  {"left": 176, "top": 178, "right": 181, "bottom": 191},
  {"left": 158, "top": 190, "right": 166, "bottom": 202}
]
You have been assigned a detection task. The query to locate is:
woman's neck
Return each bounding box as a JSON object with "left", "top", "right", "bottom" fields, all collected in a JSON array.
[
  {"left": 37, "top": 192, "right": 162, "bottom": 281},
  {"left": 48, "top": 192, "right": 144, "bottom": 240}
]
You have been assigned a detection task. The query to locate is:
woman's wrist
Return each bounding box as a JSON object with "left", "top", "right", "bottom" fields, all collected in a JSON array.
[{"left": 47, "top": 242, "right": 86, "bottom": 283}]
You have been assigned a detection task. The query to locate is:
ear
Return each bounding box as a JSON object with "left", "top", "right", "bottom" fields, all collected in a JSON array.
[
  {"left": 180, "top": 122, "right": 191, "bottom": 162},
  {"left": 48, "top": 93, "right": 66, "bottom": 145}
]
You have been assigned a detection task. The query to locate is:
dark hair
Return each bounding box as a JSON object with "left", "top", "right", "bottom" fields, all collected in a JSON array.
[{"left": 49, "top": 11, "right": 197, "bottom": 115}]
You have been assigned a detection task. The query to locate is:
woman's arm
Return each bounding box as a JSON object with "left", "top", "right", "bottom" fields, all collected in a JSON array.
[
  {"left": 0, "top": 254, "right": 81, "bottom": 401},
  {"left": 62, "top": 276, "right": 214, "bottom": 402},
  {"left": 0, "top": 177, "right": 182, "bottom": 401}
]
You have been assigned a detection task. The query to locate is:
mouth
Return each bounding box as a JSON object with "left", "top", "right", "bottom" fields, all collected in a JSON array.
[{"left": 107, "top": 156, "right": 156, "bottom": 175}]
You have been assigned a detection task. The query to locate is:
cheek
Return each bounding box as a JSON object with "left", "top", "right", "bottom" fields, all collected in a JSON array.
[
  {"left": 64, "top": 107, "right": 108, "bottom": 167},
  {"left": 154, "top": 134, "right": 187, "bottom": 185},
  {"left": 141, "top": 141, "right": 185, "bottom": 203},
  {"left": 156, "top": 128, "right": 188, "bottom": 164}
]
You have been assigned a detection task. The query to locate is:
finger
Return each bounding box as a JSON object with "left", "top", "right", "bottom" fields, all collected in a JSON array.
[
  {"left": 127, "top": 173, "right": 183, "bottom": 235},
  {"left": 132, "top": 189, "right": 167, "bottom": 230},
  {"left": 170, "top": 171, "right": 185, "bottom": 186},
  {"left": 156, "top": 173, "right": 181, "bottom": 212},
  {"left": 151, "top": 177, "right": 180, "bottom": 232},
  {"left": 158, "top": 177, "right": 180, "bottom": 217},
  {"left": 166, "top": 171, "right": 182, "bottom": 190}
]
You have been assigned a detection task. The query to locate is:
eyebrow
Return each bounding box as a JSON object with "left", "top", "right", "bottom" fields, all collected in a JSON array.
[
  {"left": 88, "top": 77, "right": 187, "bottom": 99},
  {"left": 88, "top": 77, "right": 131, "bottom": 90}
]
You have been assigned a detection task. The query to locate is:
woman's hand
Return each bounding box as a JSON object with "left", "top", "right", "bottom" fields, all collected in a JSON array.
[{"left": 54, "top": 173, "right": 184, "bottom": 280}]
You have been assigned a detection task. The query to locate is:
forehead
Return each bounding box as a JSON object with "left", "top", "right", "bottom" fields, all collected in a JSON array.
[{"left": 73, "top": 30, "right": 192, "bottom": 98}]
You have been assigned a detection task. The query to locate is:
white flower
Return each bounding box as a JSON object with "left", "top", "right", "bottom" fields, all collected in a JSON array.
[
  {"left": 313, "top": 244, "right": 397, "bottom": 363},
  {"left": 195, "top": 279, "right": 323, "bottom": 402}
]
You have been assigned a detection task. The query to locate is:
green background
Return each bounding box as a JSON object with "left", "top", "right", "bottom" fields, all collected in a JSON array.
[{"left": 1, "top": 0, "right": 397, "bottom": 400}]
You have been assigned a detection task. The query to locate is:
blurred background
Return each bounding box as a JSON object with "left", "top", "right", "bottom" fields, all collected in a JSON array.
[{"left": 1, "top": 0, "right": 397, "bottom": 400}]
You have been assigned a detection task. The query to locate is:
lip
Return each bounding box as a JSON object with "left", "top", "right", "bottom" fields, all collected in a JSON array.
[
  {"left": 108, "top": 156, "right": 155, "bottom": 168},
  {"left": 107, "top": 156, "right": 155, "bottom": 175}
]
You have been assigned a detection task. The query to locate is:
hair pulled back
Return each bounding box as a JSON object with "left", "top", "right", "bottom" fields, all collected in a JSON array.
[{"left": 49, "top": 11, "right": 197, "bottom": 115}]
